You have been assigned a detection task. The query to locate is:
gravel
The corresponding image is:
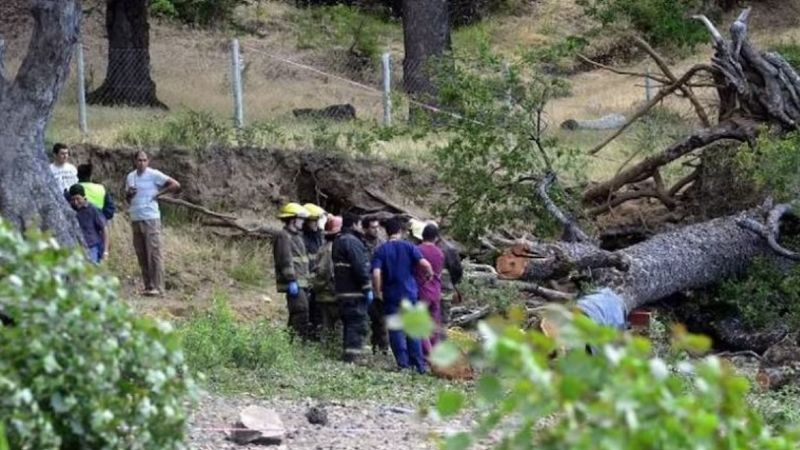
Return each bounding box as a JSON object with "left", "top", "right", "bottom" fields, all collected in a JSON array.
[{"left": 188, "top": 392, "right": 481, "bottom": 450}]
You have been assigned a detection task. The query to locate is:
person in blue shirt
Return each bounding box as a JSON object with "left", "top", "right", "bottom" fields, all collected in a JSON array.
[
  {"left": 371, "top": 217, "right": 433, "bottom": 373},
  {"left": 68, "top": 184, "right": 107, "bottom": 264}
]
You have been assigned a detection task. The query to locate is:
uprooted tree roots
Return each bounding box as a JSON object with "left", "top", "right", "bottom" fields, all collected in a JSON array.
[{"left": 581, "top": 8, "right": 800, "bottom": 218}]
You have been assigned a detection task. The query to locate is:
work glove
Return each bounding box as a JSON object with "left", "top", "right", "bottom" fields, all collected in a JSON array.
[
  {"left": 364, "top": 289, "right": 374, "bottom": 307},
  {"left": 288, "top": 281, "right": 299, "bottom": 298}
]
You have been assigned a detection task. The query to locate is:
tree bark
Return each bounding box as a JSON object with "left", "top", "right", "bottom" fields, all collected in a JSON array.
[
  {"left": 401, "top": 0, "right": 450, "bottom": 119},
  {"left": 512, "top": 204, "right": 797, "bottom": 315},
  {"left": 0, "top": 0, "right": 84, "bottom": 246},
  {"left": 87, "top": 0, "right": 166, "bottom": 108}
]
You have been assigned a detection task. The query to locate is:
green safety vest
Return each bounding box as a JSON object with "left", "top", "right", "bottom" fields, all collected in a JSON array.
[{"left": 80, "top": 182, "right": 106, "bottom": 210}]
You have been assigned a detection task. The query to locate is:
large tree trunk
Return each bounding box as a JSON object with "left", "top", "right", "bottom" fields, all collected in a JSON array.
[
  {"left": 401, "top": 0, "right": 450, "bottom": 119},
  {"left": 87, "top": 0, "right": 166, "bottom": 108},
  {"left": 510, "top": 202, "right": 797, "bottom": 315},
  {"left": 0, "top": 0, "right": 83, "bottom": 246}
]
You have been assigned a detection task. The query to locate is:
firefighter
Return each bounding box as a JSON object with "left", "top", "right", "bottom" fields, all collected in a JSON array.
[{"left": 273, "top": 202, "right": 311, "bottom": 340}]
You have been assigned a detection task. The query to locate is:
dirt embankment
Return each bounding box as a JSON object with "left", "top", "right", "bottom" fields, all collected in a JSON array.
[{"left": 73, "top": 145, "right": 441, "bottom": 220}]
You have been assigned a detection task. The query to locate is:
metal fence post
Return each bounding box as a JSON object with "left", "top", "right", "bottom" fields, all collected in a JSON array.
[
  {"left": 76, "top": 43, "right": 88, "bottom": 134},
  {"left": 230, "top": 39, "right": 244, "bottom": 128},
  {"left": 381, "top": 52, "right": 392, "bottom": 126}
]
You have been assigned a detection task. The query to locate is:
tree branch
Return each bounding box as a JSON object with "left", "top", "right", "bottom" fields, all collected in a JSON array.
[
  {"left": 14, "top": 0, "right": 80, "bottom": 112},
  {"left": 583, "top": 119, "right": 756, "bottom": 204},
  {"left": 631, "top": 36, "right": 712, "bottom": 127},
  {"left": 535, "top": 173, "right": 592, "bottom": 243},
  {"left": 737, "top": 203, "right": 800, "bottom": 261},
  {"left": 588, "top": 64, "right": 716, "bottom": 155},
  {"left": 576, "top": 54, "right": 670, "bottom": 84}
]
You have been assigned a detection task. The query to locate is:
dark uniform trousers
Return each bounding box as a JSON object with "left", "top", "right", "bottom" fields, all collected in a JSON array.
[
  {"left": 340, "top": 296, "right": 368, "bottom": 361},
  {"left": 286, "top": 289, "right": 310, "bottom": 340}
]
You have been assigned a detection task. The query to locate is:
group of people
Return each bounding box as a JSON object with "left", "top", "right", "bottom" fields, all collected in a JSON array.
[
  {"left": 272, "top": 202, "right": 463, "bottom": 373},
  {"left": 51, "top": 144, "right": 180, "bottom": 296}
]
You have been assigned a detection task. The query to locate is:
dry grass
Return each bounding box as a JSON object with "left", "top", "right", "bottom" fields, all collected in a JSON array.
[{"left": 103, "top": 214, "right": 281, "bottom": 320}]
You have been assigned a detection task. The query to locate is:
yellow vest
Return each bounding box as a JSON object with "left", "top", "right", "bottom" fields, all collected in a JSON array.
[{"left": 80, "top": 182, "right": 106, "bottom": 210}]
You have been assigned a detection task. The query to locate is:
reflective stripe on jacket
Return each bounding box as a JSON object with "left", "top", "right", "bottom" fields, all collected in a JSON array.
[
  {"left": 273, "top": 227, "right": 310, "bottom": 292},
  {"left": 332, "top": 229, "right": 371, "bottom": 300}
]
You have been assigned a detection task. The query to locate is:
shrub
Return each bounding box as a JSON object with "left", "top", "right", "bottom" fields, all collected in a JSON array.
[
  {"left": 150, "top": 0, "right": 246, "bottom": 26},
  {"left": 576, "top": 0, "right": 710, "bottom": 49},
  {"left": 770, "top": 41, "right": 800, "bottom": 71},
  {"left": 699, "top": 258, "right": 800, "bottom": 332},
  {"left": 736, "top": 131, "right": 800, "bottom": 201},
  {"left": 0, "top": 222, "right": 195, "bottom": 449},
  {"left": 401, "top": 305, "right": 800, "bottom": 449}
]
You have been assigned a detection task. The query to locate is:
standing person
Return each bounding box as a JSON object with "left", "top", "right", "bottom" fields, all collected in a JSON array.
[
  {"left": 332, "top": 213, "right": 374, "bottom": 363},
  {"left": 273, "top": 202, "right": 312, "bottom": 340},
  {"left": 78, "top": 163, "right": 116, "bottom": 261},
  {"left": 78, "top": 163, "right": 116, "bottom": 221},
  {"left": 50, "top": 143, "right": 78, "bottom": 194},
  {"left": 303, "top": 203, "right": 326, "bottom": 340},
  {"left": 371, "top": 217, "right": 434, "bottom": 373},
  {"left": 414, "top": 224, "right": 445, "bottom": 355},
  {"left": 125, "top": 151, "right": 181, "bottom": 296},
  {"left": 313, "top": 215, "right": 343, "bottom": 344},
  {"left": 362, "top": 216, "right": 388, "bottom": 355},
  {"left": 438, "top": 236, "right": 464, "bottom": 334},
  {"left": 68, "top": 184, "right": 108, "bottom": 264}
]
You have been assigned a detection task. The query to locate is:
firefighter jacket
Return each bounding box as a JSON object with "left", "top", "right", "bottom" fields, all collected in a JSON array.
[
  {"left": 273, "top": 226, "right": 309, "bottom": 292},
  {"left": 332, "top": 229, "right": 372, "bottom": 300}
]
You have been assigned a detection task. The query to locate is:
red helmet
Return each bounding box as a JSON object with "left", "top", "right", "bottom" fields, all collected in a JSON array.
[{"left": 325, "top": 215, "right": 343, "bottom": 236}]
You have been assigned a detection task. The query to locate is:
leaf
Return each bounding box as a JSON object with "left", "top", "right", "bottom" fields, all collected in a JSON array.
[
  {"left": 444, "top": 431, "right": 472, "bottom": 450},
  {"left": 400, "top": 301, "right": 434, "bottom": 339},
  {"left": 477, "top": 375, "right": 503, "bottom": 403},
  {"left": 437, "top": 390, "right": 465, "bottom": 417},
  {"left": 0, "top": 423, "right": 8, "bottom": 450},
  {"left": 430, "top": 341, "right": 461, "bottom": 368}
]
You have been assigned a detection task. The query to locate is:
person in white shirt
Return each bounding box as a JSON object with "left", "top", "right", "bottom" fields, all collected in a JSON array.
[
  {"left": 50, "top": 143, "right": 78, "bottom": 194},
  {"left": 125, "top": 150, "right": 181, "bottom": 296}
]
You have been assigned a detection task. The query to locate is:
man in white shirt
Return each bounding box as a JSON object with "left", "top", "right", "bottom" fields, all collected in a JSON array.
[
  {"left": 126, "top": 150, "right": 181, "bottom": 296},
  {"left": 50, "top": 143, "right": 78, "bottom": 194}
]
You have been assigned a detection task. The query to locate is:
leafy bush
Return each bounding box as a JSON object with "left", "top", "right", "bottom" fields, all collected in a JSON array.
[
  {"left": 576, "top": 0, "right": 710, "bottom": 49},
  {"left": 524, "top": 35, "right": 589, "bottom": 74},
  {"left": 401, "top": 305, "right": 800, "bottom": 449},
  {"left": 736, "top": 131, "right": 800, "bottom": 201},
  {"left": 431, "top": 56, "right": 586, "bottom": 243},
  {"left": 150, "top": 0, "right": 246, "bottom": 26},
  {"left": 699, "top": 258, "right": 800, "bottom": 332},
  {"left": 0, "top": 222, "right": 195, "bottom": 449}
]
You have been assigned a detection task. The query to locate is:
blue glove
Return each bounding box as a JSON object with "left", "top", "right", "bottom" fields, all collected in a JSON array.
[
  {"left": 364, "top": 289, "right": 374, "bottom": 306},
  {"left": 288, "top": 281, "right": 299, "bottom": 298}
]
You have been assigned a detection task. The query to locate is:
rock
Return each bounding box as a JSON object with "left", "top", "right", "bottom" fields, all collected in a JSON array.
[
  {"left": 292, "top": 104, "right": 357, "bottom": 122},
  {"left": 305, "top": 405, "right": 329, "bottom": 426},
  {"left": 560, "top": 113, "right": 627, "bottom": 130},
  {"left": 227, "top": 406, "right": 285, "bottom": 446}
]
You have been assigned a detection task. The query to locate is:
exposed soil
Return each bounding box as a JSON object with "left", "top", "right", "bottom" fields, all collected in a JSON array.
[{"left": 73, "top": 145, "right": 442, "bottom": 220}]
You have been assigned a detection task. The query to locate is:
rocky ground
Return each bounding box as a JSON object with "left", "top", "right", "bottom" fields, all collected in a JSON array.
[{"left": 188, "top": 392, "right": 482, "bottom": 450}]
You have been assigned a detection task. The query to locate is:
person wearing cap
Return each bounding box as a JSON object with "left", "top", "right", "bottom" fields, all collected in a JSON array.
[
  {"left": 68, "top": 183, "right": 108, "bottom": 264},
  {"left": 332, "top": 213, "right": 374, "bottom": 363},
  {"left": 371, "top": 217, "right": 434, "bottom": 373},
  {"left": 302, "top": 203, "right": 326, "bottom": 340},
  {"left": 313, "top": 215, "right": 343, "bottom": 343},
  {"left": 273, "top": 202, "right": 312, "bottom": 340}
]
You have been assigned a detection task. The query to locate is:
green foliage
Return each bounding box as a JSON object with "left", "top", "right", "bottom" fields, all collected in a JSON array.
[
  {"left": 428, "top": 306, "right": 800, "bottom": 449},
  {"left": 737, "top": 131, "right": 800, "bottom": 201},
  {"left": 700, "top": 258, "right": 800, "bottom": 331},
  {"left": 524, "top": 36, "right": 589, "bottom": 75},
  {"left": 770, "top": 41, "right": 800, "bottom": 71},
  {"left": 0, "top": 222, "right": 195, "bottom": 450},
  {"left": 750, "top": 385, "right": 800, "bottom": 432},
  {"left": 178, "top": 297, "right": 458, "bottom": 401},
  {"left": 117, "top": 110, "right": 236, "bottom": 148},
  {"left": 150, "top": 0, "right": 246, "bottom": 26},
  {"left": 576, "top": 0, "right": 709, "bottom": 49},
  {"left": 290, "top": 4, "right": 395, "bottom": 63},
  {"left": 431, "top": 55, "right": 586, "bottom": 243}
]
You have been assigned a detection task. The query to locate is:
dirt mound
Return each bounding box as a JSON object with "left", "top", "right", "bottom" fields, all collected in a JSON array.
[{"left": 73, "top": 145, "right": 441, "bottom": 220}]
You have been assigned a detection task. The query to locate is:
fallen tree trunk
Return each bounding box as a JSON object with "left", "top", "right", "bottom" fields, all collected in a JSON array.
[{"left": 510, "top": 202, "right": 798, "bottom": 315}]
